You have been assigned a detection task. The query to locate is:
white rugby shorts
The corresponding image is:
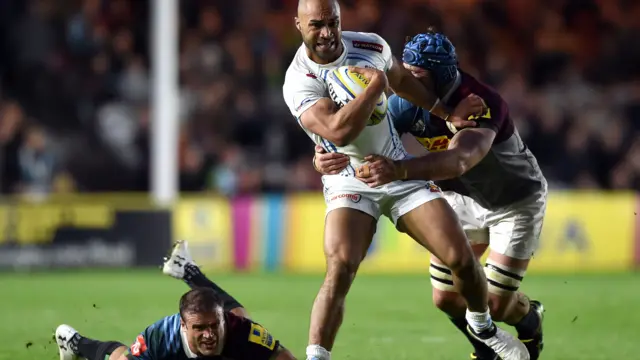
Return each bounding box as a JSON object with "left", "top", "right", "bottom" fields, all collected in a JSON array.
[
  {"left": 442, "top": 181, "right": 548, "bottom": 260},
  {"left": 322, "top": 175, "right": 443, "bottom": 225}
]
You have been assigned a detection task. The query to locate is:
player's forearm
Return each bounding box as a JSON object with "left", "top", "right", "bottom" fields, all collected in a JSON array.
[
  {"left": 401, "top": 149, "right": 470, "bottom": 181},
  {"left": 329, "top": 75, "right": 386, "bottom": 145},
  {"left": 392, "top": 75, "right": 450, "bottom": 120}
]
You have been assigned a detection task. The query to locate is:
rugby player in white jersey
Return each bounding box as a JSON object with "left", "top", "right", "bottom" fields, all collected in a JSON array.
[{"left": 282, "top": 1, "right": 529, "bottom": 360}]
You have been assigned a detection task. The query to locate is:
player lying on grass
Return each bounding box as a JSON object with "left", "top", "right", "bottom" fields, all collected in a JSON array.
[
  {"left": 55, "top": 241, "right": 295, "bottom": 360},
  {"left": 313, "top": 30, "right": 546, "bottom": 360}
]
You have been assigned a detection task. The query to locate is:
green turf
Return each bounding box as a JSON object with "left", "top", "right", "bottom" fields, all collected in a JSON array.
[{"left": 2, "top": 270, "right": 638, "bottom": 360}]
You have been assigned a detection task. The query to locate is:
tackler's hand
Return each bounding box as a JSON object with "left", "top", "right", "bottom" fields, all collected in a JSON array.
[
  {"left": 313, "top": 145, "right": 350, "bottom": 175},
  {"left": 449, "top": 94, "right": 486, "bottom": 129},
  {"left": 356, "top": 155, "right": 408, "bottom": 187}
]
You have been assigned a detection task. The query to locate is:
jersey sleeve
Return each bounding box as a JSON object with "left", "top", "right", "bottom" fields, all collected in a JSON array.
[
  {"left": 221, "top": 313, "right": 280, "bottom": 360},
  {"left": 366, "top": 33, "right": 393, "bottom": 72},
  {"left": 282, "top": 70, "right": 327, "bottom": 119},
  {"left": 128, "top": 315, "right": 180, "bottom": 360},
  {"left": 461, "top": 73, "right": 507, "bottom": 134},
  {"left": 387, "top": 94, "right": 430, "bottom": 137}
]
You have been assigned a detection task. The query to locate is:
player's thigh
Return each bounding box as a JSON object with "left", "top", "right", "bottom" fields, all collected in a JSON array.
[
  {"left": 484, "top": 196, "right": 546, "bottom": 294},
  {"left": 321, "top": 175, "right": 380, "bottom": 267},
  {"left": 392, "top": 187, "right": 473, "bottom": 269}
]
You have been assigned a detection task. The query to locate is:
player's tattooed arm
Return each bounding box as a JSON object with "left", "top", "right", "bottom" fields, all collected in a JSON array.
[{"left": 299, "top": 67, "right": 387, "bottom": 146}]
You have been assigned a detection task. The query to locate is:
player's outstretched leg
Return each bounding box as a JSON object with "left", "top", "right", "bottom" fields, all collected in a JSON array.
[
  {"left": 306, "top": 208, "right": 377, "bottom": 360},
  {"left": 54, "top": 325, "right": 128, "bottom": 360},
  {"left": 397, "top": 198, "right": 529, "bottom": 360},
  {"left": 162, "top": 240, "right": 247, "bottom": 317}
]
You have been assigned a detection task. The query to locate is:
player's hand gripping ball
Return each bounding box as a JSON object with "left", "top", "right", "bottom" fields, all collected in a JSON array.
[{"left": 326, "top": 66, "right": 388, "bottom": 126}]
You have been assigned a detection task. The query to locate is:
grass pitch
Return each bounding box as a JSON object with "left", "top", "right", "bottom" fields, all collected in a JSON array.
[{"left": 2, "top": 270, "right": 638, "bottom": 360}]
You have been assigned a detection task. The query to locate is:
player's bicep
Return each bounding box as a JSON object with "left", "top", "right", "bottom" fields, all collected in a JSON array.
[
  {"left": 450, "top": 127, "right": 496, "bottom": 167},
  {"left": 298, "top": 98, "right": 339, "bottom": 140}
]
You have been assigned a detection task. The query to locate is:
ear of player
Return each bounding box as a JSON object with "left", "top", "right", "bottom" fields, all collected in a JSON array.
[{"left": 327, "top": 66, "right": 388, "bottom": 126}]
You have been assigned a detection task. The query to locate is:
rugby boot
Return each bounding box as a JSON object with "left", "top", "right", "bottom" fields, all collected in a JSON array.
[
  {"left": 468, "top": 324, "right": 530, "bottom": 360},
  {"left": 162, "top": 240, "right": 196, "bottom": 279},
  {"left": 519, "top": 300, "right": 545, "bottom": 360},
  {"left": 54, "top": 324, "right": 81, "bottom": 360}
]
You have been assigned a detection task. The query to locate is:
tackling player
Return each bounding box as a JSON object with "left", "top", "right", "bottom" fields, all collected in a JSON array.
[
  {"left": 54, "top": 241, "right": 295, "bottom": 360},
  {"left": 283, "top": 1, "right": 528, "bottom": 360},
  {"left": 313, "top": 30, "right": 546, "bottom": 360}
]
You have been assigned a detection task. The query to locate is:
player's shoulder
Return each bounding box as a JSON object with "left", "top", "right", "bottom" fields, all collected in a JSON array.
[
  {"left": 222, "top": 312, "right": 279, "bottom": 359},
  {"left": 130, "top": 313, "right": 183, "bottom": 359},
  {"left": 459, "top": 71, "right": 503, "bottom": 103},
  {"left": 283, "top": 46, "right": 323, "bottom": 89},
  {"left": 342, "top": 31, "right": 390, "bottom": 53}
]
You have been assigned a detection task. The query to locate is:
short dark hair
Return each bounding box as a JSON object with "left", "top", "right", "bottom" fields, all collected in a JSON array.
[{"left": 179, "top": 288, "right": 224, "bottom": 319}]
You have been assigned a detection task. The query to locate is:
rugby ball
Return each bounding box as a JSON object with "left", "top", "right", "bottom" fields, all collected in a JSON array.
[{"left": 326, "top": 66, "right": 388, "bottom": 126}]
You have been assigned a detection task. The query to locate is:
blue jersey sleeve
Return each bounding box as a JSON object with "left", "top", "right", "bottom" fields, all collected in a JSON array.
[
  {"left": 387, "top": 94, "right": 430, "bottom": 137},
  {"left": 129, "top": 314, "right": 183, "bottom": 360}
]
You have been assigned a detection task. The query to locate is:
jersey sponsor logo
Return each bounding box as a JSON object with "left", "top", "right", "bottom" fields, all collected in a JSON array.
[
  {"left": 352, "top": 40, "right": 383, "bottom": 53},
  {"left": 130, "top": 335, "right": 148, "bottom": 356},
  {"left": 248, "top": 324, "right": 276, "bottom": 350},
  {"left": 415, "top": 135, "right": 450, "bottom": 152},
  {"left": 329, "top": 193, "right": 362, "bottom": 203}
]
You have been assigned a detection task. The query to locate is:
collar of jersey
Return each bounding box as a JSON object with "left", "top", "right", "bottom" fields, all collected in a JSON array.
[
  {"left": 441, "top": 70, "right": 462, "bottom": 103},
  {"left": 180, "top": 329, "right": 199, "bottom": 358},
  {"left": 303, "top": 39, "right": 348, "bottom": 70}
]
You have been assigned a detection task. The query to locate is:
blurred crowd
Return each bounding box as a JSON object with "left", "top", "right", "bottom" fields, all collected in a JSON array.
[{"left": 0, "top": 0, "right": 639, "bottom": 197}]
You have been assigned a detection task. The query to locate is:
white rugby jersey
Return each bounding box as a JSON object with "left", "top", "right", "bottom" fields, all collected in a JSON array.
[{"left": 282, "top": 31, "right": 408, "bottom": 176}]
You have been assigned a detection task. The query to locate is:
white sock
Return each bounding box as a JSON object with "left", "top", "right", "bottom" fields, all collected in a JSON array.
[
  {"left": 466, "top": 309, "right": 493, "bottom": 333},
  {"left": 306, "top": 344, "right": 331, "bottom": 360}
]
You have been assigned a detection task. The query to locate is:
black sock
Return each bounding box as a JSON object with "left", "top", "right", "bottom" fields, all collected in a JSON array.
[
  {"left": 514, "top": 306, "right": 540, "bottom": 339},
  {"left": 449, "top": 317, "right": 496, "bottom": 358},
  {"left": 72, "top": 334, "right": 125, "bottom": 360},
  {"left": 183, "top": 263, "right": 242, "bottom": 311}
]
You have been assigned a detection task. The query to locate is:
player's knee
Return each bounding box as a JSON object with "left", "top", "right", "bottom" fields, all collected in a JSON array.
[
  {"left": 440, "top": 247, "right": 478, "bottom": 280},
  {"left": 484, "top": 259, "right": 526, "bottom": 321},
  {"left": 324, "top": 255, "right": 361, "bottom": 291}
]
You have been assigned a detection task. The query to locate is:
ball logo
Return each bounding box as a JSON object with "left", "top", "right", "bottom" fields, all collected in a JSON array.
[
  {"left": 330, "top": 193, "right": 362, "bottom": 203},
  {"left": 327, "top": 82, "right": 346, "bottom": 109}
]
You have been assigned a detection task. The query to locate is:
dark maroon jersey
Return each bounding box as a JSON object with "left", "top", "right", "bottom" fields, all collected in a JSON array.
[{"left": 390, "top": 71, "right": 546, "bottom": 210}]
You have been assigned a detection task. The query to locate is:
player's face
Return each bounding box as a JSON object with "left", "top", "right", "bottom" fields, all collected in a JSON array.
[
  {"left": 182, "top": 311, "right": 223, "bottom": 357},
  {"left": 403, "top": 62, "right": 435, "bottom": 91},
  {"left": 297, "top": 3, "right": 342, "bottom": 63}
]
